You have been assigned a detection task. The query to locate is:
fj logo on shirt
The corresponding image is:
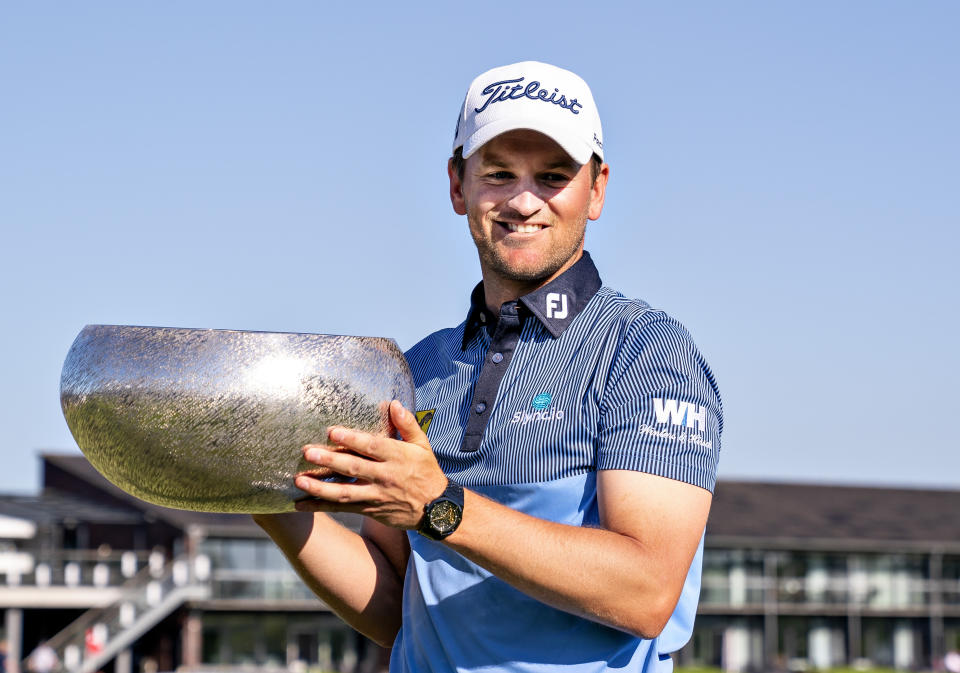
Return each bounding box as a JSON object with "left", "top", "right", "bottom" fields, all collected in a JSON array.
[
  {"left": 653, "top": 398, "right": 707, "bottom": 432},
  {"left": 415, "top": 409, "right": 435, "bottom": 434},
  {"left": 546, "top": 292, "right": 568, "bottom": 320},
  {"left": 511, "top": 392, "right": 564, "bottom": 425}
]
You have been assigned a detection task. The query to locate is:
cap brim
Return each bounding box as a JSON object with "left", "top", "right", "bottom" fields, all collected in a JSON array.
[{"left": 460, "top": 116, "right": 598, "bottom": 165}]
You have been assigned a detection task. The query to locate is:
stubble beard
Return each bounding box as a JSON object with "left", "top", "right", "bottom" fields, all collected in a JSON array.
[{"left": 470, "top": 220, "right": 586, "bottom": 285}]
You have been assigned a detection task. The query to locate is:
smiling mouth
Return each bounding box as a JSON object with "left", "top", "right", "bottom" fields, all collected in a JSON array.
[{"left": 498, "top": 221, "right": 546, "bottom": 234}]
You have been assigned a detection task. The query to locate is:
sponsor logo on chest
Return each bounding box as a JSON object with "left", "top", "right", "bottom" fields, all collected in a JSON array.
[
  {"left": 511, "top": 392, "right": 565, "bottom": 426},
  {"left": 415, "top": 409, "right": 435, "bottom": 433}
]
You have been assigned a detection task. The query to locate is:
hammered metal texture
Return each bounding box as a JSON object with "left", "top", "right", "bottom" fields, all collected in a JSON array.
[{"left": 60, "top": 325, "right": 414, "bottom": 513}]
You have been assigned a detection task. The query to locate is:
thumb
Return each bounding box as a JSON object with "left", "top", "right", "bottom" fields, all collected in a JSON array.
[{"left": 390, "top": 400, "right": 432, "bottom": 450}]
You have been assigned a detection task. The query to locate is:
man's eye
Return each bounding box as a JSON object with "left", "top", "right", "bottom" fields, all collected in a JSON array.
[
  {"left": 485, "top": 171, "right": 514, "bottom": 180},
  {"left": 542, "top": 173, "right": 571, "bottom": 184}
]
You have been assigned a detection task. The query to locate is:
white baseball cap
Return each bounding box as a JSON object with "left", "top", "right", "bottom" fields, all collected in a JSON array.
[{"left": 453, "top": 61, "right": 604, "bottom": 165}]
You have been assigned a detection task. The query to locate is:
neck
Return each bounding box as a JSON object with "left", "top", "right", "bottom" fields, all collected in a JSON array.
[
  {"left": 480, "top": 251, "right": 584, "bottom": 315},
  {"left": 481, "top": 277, "right": 538, "bottom": 315}
]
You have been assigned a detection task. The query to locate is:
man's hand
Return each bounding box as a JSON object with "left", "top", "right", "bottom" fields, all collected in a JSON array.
[{"left": 293, "top": 399, "right": 448, "bottom": 529}]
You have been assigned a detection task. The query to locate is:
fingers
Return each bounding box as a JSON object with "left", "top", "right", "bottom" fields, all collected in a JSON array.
[
  {"left": 293, "top": 470, "right": 422, "bottom": 525},
  {"left": 303, "top": 445, "right": 381, "bottom": 481},
  {"left": 294, "top": 473, "right": 380, "bottom": 505},
  {"left": 389, "top": 400, "right": 431, "bottom": 449},
  {"left": 326, "top": 426, "right": 382, "bottom": 459},
  {"left": 292, "top": 401, "right": 437, "bottom": 528},
  {"left": 326, "top": 426, "right": 404, "bottom": 462},
  {"left": 322, "top": 400, "right": 430, "bottom": 459}
]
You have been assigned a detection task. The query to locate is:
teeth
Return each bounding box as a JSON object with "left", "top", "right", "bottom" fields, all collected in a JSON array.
[{"left": 504, "top": 222, "right": 543, "bottom": 234}]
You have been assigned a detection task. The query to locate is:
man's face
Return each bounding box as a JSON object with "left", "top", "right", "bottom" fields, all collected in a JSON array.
[{"left": 449, "top": 129, "right": 608, "bottom": 290}]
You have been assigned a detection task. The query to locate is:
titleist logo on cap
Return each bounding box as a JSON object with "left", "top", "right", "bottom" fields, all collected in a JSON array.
[
  {"left": 454, "top": 61, "right": 604, "bottom": 163},
  {"left": 474, "top": 77, "right": 583, "bottom": 115}
]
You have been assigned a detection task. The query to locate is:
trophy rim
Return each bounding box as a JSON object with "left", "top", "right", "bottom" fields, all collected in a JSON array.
[{"left": 78, "top": 323, "right": 401, "bottom": 343}]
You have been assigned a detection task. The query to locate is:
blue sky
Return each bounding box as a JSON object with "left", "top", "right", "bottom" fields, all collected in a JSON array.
[{"left": 1, "top": 2, "right": 957, "bottom": 494}]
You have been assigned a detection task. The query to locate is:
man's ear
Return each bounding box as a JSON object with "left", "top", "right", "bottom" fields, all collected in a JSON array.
[
  {"left": 448, "top": 158, "right": 467, "bottom": 216},
  {"left": 587, "top": 163, "right": 609, "bottom": 221}
]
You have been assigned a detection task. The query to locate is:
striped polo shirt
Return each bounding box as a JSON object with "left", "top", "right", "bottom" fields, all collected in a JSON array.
[{"left": 390, "top": 251, "right": 722, "bottom": 673}]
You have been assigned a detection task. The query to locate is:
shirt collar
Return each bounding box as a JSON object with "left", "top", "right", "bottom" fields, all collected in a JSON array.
[{"left": 462, "top": 251, "right": 603, "bottom": 349}]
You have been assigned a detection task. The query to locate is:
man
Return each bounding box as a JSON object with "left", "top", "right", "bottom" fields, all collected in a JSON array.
[{"left": 255, "top": 61, "right": 722, "bottom": 673}]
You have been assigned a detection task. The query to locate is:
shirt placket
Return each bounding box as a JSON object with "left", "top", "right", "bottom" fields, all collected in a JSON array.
[{"left": 460, "top": 302, "right": 522, "bottom": 453}]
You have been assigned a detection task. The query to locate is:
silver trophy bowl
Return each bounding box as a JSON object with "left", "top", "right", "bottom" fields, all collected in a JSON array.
[{"left": 60, "top": 325, "right": 414, "bottom": 513}]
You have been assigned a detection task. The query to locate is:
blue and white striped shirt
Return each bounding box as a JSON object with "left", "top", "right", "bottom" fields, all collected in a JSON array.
[{"left": 390, "top": 252, "right": 722, "bottom": 673}]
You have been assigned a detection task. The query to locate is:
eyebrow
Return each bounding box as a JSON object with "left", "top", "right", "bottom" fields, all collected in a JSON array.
[{"left": 478, "top": 153, "right": 579, "bottom": 171}]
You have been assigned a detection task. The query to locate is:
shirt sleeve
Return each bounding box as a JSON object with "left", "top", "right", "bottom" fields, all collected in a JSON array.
[{"left": 595, "top": 311, "right": 722, "bottom": 492}]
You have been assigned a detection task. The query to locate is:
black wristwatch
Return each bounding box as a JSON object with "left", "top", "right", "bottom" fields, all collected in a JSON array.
[{"left": 418, "top": 479, "right": 464, "bottom": 540}]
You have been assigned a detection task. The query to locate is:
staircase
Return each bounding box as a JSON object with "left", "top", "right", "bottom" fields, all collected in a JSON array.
[{"left": 34, "top": 553, "right": 211, "bottom": 673}]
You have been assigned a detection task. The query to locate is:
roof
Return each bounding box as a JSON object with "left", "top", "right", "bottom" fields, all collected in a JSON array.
[
  {"left": 708, "top": 480, "right": 960, "bottom": 551},
  {"left": 0, "top": 490, "right": 143, "bottom": 526},
  {"left": 42, "top": 453, "right": 260, "bottom": 532},
  {"left": 40, "top": 453, "right": 361, "bottom": 535}
]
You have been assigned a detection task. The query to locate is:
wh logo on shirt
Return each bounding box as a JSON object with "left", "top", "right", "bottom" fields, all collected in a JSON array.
[
  {"left": 546, "top": 293, "right": 568, "bottom": 319},
  {"left": 653, "top": 398, "right": 707, "bottom": 432}
]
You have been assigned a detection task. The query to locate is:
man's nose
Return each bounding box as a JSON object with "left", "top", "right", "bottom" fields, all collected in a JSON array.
[{"left": 505, "top": 184, "right": 545, "bottom": 216}]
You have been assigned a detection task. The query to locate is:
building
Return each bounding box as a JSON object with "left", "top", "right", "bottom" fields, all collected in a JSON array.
[
  {"left": 1, "top": 455, "right": 959, "bottom": 673},
  {"left": 679, "top": 481, "right": 960, "bottom": 671},
  {"left": 0, "top": 454, "right": 384, "bottom": 673}
]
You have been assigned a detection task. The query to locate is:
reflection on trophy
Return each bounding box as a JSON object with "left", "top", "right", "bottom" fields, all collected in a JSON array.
[{"left": 60, "top": 325, "right": 414, "bottom": 513}]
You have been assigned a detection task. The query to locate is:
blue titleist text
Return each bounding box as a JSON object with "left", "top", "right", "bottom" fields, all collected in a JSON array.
[{"left": 474, "top": 77, "right": 583, "bottom": 115}]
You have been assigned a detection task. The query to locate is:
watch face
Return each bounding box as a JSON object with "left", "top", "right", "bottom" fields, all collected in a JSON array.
[{"left": 429, "top": 500, "right": 462, "bottom": 534}]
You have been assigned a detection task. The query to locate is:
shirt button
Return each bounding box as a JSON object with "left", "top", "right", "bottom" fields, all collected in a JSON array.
[
  {"left": 475, "top": 402, "right": 486, "bottom": 414},
  {"left": 479, "top": 313, "right": 487, "bottom": 323},
  {"left": 491, "top": 352, "right": 503, "bottom": 363}
]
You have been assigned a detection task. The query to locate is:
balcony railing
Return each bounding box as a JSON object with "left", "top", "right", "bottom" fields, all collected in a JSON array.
[
  {"left": 208, "top": 569, "right": 319, "bottom": 603},
  {"left": 2, "top": 549, "right": 160, "bottom": 590},
  {"left": 699, "top": 573, "right": 960, "bottom": 609},
  {"left": 2, "top": 547, "right": 327, "bottom": 610}
]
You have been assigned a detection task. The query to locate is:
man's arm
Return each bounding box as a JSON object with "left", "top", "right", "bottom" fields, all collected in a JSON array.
[
  {"left": 448, "top": 469, "right": 710, "bottom": 637},
  {"left": 251, "top": 510, "right": 409, "bottom": 647},
  {"left": 295, "top": 400, "right": 711, "bottom": 639}
]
